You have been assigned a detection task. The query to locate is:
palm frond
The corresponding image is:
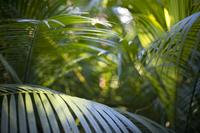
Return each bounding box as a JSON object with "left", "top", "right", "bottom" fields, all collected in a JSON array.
[
  {"left": 123, "top": 112, "right": 174, "bottom": 133},
  {"left": 0, "top": 15, "right": 119, "bottom": 84},
  {"left": 146, "top": 12, "right": 200, "bottom": 132},
  {"left": 148, "top": 12, "right": 200, "bottom": 75},
  {"left": 0, "top": 84, "right": 145, "bottom": 133}
]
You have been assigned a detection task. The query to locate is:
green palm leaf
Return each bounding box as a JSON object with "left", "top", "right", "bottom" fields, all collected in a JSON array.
[
  {"left": 0, "top": 84, "right": 172, "bottom": 133},
  {"left": 0, "top": 15, "right": 118, "bottom": 83},
  {"left": 146, "top": 12, "right": 200, "bottom": 132}
]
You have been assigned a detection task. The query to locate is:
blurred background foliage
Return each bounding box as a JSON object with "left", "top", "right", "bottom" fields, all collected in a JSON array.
[{"left": 0, "top": 0, "right": 200, "bottom": 132}]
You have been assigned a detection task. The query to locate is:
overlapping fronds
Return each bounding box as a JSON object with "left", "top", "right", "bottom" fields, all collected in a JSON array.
[{"left": 0, "top": 15, "right": 119, "bottom": 84}]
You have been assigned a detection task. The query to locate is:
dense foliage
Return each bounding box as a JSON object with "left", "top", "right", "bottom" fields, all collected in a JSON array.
[{"left": 0, "top": 0, "right": 200, "bottom": 132}]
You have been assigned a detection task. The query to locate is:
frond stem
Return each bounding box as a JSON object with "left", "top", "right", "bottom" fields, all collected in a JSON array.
[{"left": 23, "top": 23, "right": 39, "bottom": 83}]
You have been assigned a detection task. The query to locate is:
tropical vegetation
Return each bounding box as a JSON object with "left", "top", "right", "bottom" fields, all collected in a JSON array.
[{"left": 0, "top": 0, "right": 200, "bottom": 132}]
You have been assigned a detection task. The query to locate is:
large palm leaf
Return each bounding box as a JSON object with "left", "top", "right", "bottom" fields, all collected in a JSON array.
[
  {"left": 0, "top": 15, "right": 118, "bottom": 82},
  {"left": 0, "top": 0, "right": 118, "bottom": 85},
  {"left": 147, "top": 12, "right": 200, "bottom": 132},
  {"left": 0, "top": 84, "right": 172, "bottom": 133}
]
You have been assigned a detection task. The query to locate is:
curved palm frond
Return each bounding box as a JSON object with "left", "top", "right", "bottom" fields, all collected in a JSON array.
[
  {"left": 146, "top": 12, "right": 200, "bottom": 132},
  {"left": 148, "top": 12, "right": 200, "bottom": 71},
  {"left": 0, "top": 15, "right": 119, "bottom": 84},
  {"left": 123, "top": 112, "right": 175, "bottom": 133},
  {"left": 0, "top": 84, "right": 171, "bottom": 133}
]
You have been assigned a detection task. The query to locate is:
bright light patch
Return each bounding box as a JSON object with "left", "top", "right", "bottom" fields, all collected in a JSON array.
[
  {"left": 164, "top": 8, "right": 171, "bottom": 30},
  {"left": 113, "top": 7, "right": 133, "bottom": 24},
  {"left": 91, "top": 17, "right": 112, "bottom": 27}
]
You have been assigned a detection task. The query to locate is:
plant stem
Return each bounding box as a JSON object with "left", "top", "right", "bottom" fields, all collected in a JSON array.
[{"left": 23, "top": 24, "right": 39, "bottom": 83}]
